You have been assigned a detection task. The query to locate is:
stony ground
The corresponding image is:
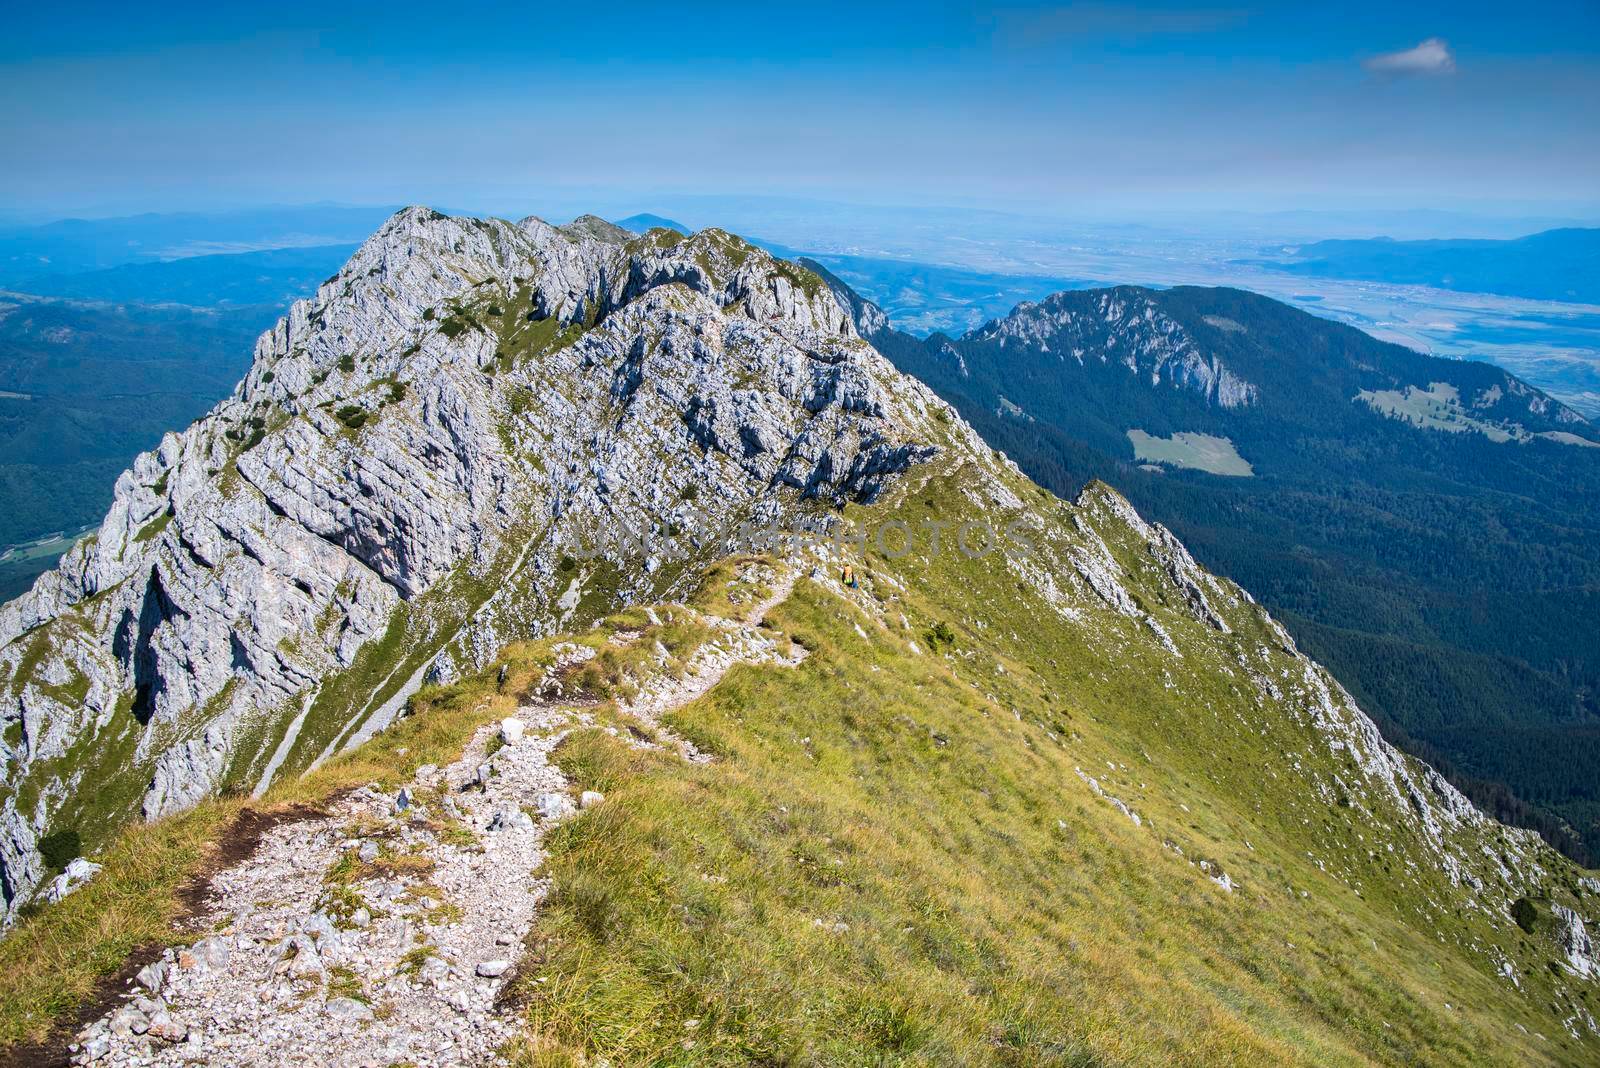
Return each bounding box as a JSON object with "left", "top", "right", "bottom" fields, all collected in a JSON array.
[{"left": 69, "top": 568, "right": 801, "bottom": 1067}]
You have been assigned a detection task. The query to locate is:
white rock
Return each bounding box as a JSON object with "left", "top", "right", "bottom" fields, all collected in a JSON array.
[
  {"left": 78, "top": 1032, "right": 111, "bottom": 1061},
  {"left": 499, "top": 718, "right": 526, "bottom": 744},
  {"left": 186, "top": 935, "right": 231, "bottom": 970},
  {"left": 580, "top": 790, "right": 606, "bottom": 809},
  {"left": 488, "top": 808, "right": 535, "bottom": 832},
  {"left": 475, "top": 960, "right": 512, "bottom": 978},
  {"left": 43, "top": 856, "right": 103, "bottom": 904},
  {"left": 108, "top": 1004, "right": 148, "bottom": 1036},
  {"left": 536, "top": 793, "right": 577, "bottom": 820},
  {"left": 134, "top": 960, "right": 168, "bottom": 993},
  {"left": 146, "top": 1009, "right": 187, "bottom": 1043}
]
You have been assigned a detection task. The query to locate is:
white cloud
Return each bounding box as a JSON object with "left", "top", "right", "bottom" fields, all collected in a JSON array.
[{"left": 1364, "top": 38, "right": 1456, "bottom": 76}]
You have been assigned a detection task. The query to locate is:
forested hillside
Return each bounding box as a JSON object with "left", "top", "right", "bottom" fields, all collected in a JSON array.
[{"left": 0, "top": 297, "right": 269, "bottom": 598}]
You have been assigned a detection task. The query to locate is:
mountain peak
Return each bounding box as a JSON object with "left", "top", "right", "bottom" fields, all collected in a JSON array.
[
  {"left": 0, "top": 211, "right": 951, "bottom": 913},
  {"left": 557, "top": 214, "right": 633, "bottom": 245},
  {"left": 613, "top": 212, "right": 690, "bottom": 236}
]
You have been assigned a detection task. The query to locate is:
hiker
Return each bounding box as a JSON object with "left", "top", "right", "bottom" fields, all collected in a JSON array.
[{"left": 842, "top": 564, "right": 858, "bottom": 588}]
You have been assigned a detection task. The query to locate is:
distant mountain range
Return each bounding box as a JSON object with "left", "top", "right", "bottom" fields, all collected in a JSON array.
[
  {"left": 0, "top": 205, "right": 398, "bottom": 287},
  {"left": 613, "top": 213, "right": 689, "bottom": 234},
  {"left": 815, "top": 265, "right": 1600, "bottom": 862},
  {"left": 1245, "top": 227, "right": 1600, "bottom": 304}
]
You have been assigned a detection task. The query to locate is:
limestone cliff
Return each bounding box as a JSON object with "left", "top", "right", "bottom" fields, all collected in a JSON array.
[{"left": 0, "top": 209, "right": 944, "bottom": 912}]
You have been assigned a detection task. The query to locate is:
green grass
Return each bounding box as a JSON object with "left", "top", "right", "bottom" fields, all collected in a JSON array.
[
  {"left": 0, "top": 525, "right": 96, "bottom": 567},
  {"left": 0, "top": 797, "right": 239, "bottom": 1049},
  {"left": 510, "top": 592, "right": 1404, "bottom": 1064},
  {"left": 131, "top": 510, "right": 173, "bottom": 543},
  {"left": 489, "top": 288, "right": 588, "bottom": 375},
  {"left": 1356, "top": 382, "right": 1524, "bottom": 442},
  {"left": 771, "top": 257, "right": 829, "bottom": 301},
  {"left": 1126, "top": 429, "right": 1254, "bottom": 476}
]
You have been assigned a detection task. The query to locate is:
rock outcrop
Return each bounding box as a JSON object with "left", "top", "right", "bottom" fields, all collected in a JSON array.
[
  {"left": 0, "top": 209, "right": 946, "bottom": 915},
  {"left": 969, "top": 288, "right": 1259, "bottom": 408}
]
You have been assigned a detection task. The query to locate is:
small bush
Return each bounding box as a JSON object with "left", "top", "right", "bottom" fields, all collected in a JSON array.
[
  {"left": 1512, "top": 896, "right": 1538, "bottom": 933},
  {"left": 338, "top": 354, "right": 356, "bottom": 373},
  {"left": 36, "top": 829, "right": 81, "bottom": 873}
]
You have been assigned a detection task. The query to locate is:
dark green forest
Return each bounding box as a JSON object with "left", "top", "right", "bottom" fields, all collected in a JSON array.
[{"left": 0, "top": 298, "right": 267, "bottom": 599}]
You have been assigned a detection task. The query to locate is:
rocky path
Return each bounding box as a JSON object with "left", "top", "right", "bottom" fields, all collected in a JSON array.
[
  {"left": 69, "top": 569, "right": 802, "bottom": 1067},
  {"left": 620, "top": 566, "right": 801, "bottom": 763}
]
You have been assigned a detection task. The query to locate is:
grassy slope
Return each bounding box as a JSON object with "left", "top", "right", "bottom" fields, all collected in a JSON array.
[
  {"left": 515, "top": 464, "right": 1597, "bottom": 1065},
  {"left": 2, "top": 455, "right": 1595, "bottom": 1064}
]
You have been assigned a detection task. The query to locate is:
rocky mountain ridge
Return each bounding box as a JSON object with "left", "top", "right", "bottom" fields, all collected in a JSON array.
[
  {"left": 832, "top": 274, "right": 1590, "bottom": 435},
  {"left": 970, "top": 287, "right": 1262, "bottom": 408},
  {"left": 0, "top": 208, "right": 948, "bottom": 913}
]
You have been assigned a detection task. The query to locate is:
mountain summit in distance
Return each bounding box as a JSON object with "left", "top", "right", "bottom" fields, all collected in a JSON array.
[
  {"left": 0, "top": 210, "right": 1594, "bottom": 1065},
  {"left": 613, "top": 213, "right": 690, "bottom": 236}
]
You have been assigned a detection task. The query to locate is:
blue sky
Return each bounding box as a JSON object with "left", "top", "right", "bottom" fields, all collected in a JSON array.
[{"left": 3, "top": 1, "right": 1597, "bottom": 221}]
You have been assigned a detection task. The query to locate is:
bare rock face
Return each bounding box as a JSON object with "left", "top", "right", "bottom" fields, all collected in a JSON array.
[
  {"left": 0, "top": 209, "right": 946, "bottom": 915},
  {"left": 969, "top": 288, "right": 1259, "bottom": 408}
]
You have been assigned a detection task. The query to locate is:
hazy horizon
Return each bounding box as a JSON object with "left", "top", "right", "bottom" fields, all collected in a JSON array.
[{"left": 5, "top": 195, "right": 1596, "bottom": 248}]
